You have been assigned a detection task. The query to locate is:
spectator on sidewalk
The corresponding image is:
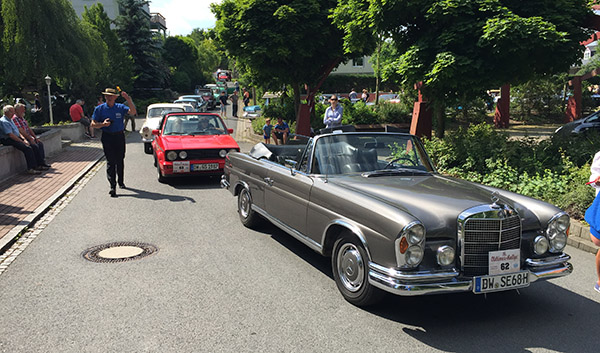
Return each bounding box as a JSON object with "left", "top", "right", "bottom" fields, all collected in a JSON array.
[
  {"left": 219, "top": 91, "right": 228, "bottom": 118},
  {"left": 91, "top": 88, "right": 137, "bottom": 198},
  {"left": 361, "top": 89, "right": 369, "bottom": 103},
  {"left": 243, "top": 88, "right": 250, "bottom": 107},
  {"left": 586, "top": 151, "right": 600, "bottom": 294},
  {"left": 0, "top": 105, "right": 41, "bottom": 174},
  {"left": 271, "top": 117, "right": 289, "bottom": 145},
  {"left": 12, "top": 103, "right": 51, "bottom": 169},
  {"left": 69, "top": 99, "right": 95, "bottom": 138},
  {"left": 323, "top": 94, "right": 343, "bottom": 129},
  {"left": 263, "top": 118, "right": 272, "bottom": 144},
  {"left": 230, "top": 90, "right": 239, "bottom": 118},
  {"left": 349, "top": 88, "right": 358, "bottom": 102}
]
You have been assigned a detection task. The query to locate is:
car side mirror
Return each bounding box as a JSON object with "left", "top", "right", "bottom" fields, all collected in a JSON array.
[
  {"left": 152, "top": 129, "right": 160, "bottom": 135},
  {"left": 227, "top": 128, "right": 234, "bottom": 134}
]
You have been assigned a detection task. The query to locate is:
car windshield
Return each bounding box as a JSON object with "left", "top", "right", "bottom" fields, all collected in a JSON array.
[
  {"left": 163, "top": 114, "right": 227, "bottom": 135},
  {"left": 148, "top": 107, "right": 183, "bottom": 118},
  {"left": 311, "top": 133, "right": 435, "bottom": 175}
]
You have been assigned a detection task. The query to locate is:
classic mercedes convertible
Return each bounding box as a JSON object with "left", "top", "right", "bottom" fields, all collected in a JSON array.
[{"left": 221, "top": 131, "right": 572, "bottom": 306}]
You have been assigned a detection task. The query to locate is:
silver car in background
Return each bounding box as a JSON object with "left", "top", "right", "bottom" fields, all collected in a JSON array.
[{"left": 221, "top": 132, "right": 572, "bottom": 306}]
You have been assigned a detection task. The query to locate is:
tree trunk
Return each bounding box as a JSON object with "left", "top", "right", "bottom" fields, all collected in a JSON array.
[
  {"left": 434, "top": 102, "right": 446, "bottom": 138},
  {"left": 293, "top": 82, "right": 301, "bottom": 122},
  {"left": 375, "top": 38, "right": 381, "bottom": 105}
]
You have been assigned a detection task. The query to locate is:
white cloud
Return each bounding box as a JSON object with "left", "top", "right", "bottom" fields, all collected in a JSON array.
[{"left": 150, "top": 0, "right": 220, "bottom": 36}]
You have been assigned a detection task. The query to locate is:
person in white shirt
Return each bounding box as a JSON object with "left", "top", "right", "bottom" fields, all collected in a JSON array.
[{"left": 323, "top": 95, "right": 343, "bottom": 129}]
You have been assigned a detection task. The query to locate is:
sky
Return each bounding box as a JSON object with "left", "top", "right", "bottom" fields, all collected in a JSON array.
[{"left": 149, "top": 0, "right": 219, "bottom": 36}]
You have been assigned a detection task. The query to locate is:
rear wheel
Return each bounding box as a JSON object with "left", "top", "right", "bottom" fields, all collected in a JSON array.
[
  {"left": 238, "top": 188, "right": 262, "bottom": 228},
  {"left": 332, "top": 233, "right": 383, "bottom": 306}
]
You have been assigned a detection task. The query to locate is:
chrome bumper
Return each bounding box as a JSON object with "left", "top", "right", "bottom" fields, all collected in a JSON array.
[
  {"left": 220, "top": 175, "right": 230, "bottom": 189},
  {"left": 368, "top": 254, "right": 573, "bottom": 296}
]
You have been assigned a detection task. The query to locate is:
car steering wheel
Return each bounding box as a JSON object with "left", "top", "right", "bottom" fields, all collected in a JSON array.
[{"left": 384, "top": 156, "right": 418, "bottom": 169}]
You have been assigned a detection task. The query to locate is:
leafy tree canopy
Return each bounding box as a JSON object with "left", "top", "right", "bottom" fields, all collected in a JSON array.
[
  {"left": 333, "top": 0, "right": 593, "bottom": 101},
  {"left": 211, "top": 0, "right": 356, "bottom": 92}
]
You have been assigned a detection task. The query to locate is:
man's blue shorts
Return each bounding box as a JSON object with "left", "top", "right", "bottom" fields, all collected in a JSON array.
[{"left": 591, "top": 226, "right": 600, "bottom": 240}]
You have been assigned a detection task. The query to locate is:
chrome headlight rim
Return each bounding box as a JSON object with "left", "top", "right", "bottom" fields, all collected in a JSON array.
[
  {"left": 179, "top": 151, "right": 188, "bottom": 160},
  {"left": 436, "top": 245, "right": 455, "bottom": 266},
  {"left": 547, "top": 212, "right": 569, "bottom": 253},
  {"left": 166, "top": 151, "right": 178, "bottom": 161},
  {"left": 533, "top": 235, "right": 549, "bottom": 255},
  {"left": 402, "top": 222, "right": 425, "bottom": 245},
  {"left": 405, "top": 245, "right": 424, "bottom": 266},
  {"left": 219, "top": 149, "right": 227, "bottom": 158}
]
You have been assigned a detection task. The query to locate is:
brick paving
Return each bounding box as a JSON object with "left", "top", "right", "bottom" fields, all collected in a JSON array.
[{"left": 0, "top": 140, "right": 104, "bottom": 250}]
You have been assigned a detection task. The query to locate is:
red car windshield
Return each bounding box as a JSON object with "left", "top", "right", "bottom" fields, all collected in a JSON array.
[{"left": 163, "top": 115, "right": 227, "bottom": 135}]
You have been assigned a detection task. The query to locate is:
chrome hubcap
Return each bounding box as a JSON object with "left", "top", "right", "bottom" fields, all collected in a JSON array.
[
  {"left": 337, "top": 243, "right": 364, "bottom": 292},
  {"left": 239, "top": 190, "right": 250, "bottom": 218}
]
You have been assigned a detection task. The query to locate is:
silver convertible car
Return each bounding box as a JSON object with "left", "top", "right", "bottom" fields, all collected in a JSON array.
[{"left": 221, "top": 132, "right": 572, "bottom": 306}]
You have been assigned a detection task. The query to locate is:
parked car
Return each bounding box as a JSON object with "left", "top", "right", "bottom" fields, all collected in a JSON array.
[
  {"left": 179, "top": 95, "right": 212, "bottom": 111},
  {"left": 141, "top": 103, "right": 187, "bottom": 154},
  {"left": 151, "top": 112, "right": 240, "bottom": 183},
  {"left": 221, "top": 131, "right": 572, "bottom": 306},
  {"left": 554, "top": 109, "right": 600, "bottom": 136},
  {"left": 194, "top": 89, "right": 217, "bottom": 110},
  {"left": 174, "top": 98, "right": 201, "bottom": 112}
]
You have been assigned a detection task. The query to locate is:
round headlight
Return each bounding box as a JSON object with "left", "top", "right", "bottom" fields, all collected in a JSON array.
[
  {"left": 179, "top": 151, "right": 188, "bottom": 159},
  {"left": 549, "top": 232, "right": 567, "bottom": 252},
  {"left": 554, "top": 214, "right": 570, "bottom": 232},
  {"left": 166, "top": 151, "right": 178, "bottom": 161},
  {"left": 436, "top": 245, "right": 455, "bottom": 266},
  {"left": 405, "top": 245, "right": 424, "bottom": 266},
  {"left": 533, "top": 235, "right": 549, "bottom": 255},
  {"left": 219, "top": 149, "right": 227, "bottom": 158},
  {"left": 229, "top": 148, "right": 238, "bottom": 153},
  {"left": 405, "top": 223, "right": 425, "bottom": 245}
]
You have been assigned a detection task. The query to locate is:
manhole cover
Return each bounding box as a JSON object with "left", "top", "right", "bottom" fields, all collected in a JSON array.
[{"left": 82, "top": 242, "right": 158, "bottom": 263}]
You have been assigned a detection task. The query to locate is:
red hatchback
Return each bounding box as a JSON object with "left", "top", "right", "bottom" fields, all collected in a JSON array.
[{"left": 150, "top": 112, "right": 240, "bottom": 182}]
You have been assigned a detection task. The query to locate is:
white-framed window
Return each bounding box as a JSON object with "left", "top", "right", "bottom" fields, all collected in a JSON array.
[{"left": 352, "top": 57, "right": 364, "bottom": 67}]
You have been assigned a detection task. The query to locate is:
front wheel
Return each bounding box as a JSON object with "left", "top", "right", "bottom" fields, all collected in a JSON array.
[
  {"left": 156, "top": 158, "right": 166, "bottom": 183},
  {"left": 332, "top": 234, "right": 383, "bottom": 306},
  {"left": 144, "top": 142, "right": 153, "bottom": 154},
  {"left": 238, "top": 188, "right": 262, "bottom": 228}
]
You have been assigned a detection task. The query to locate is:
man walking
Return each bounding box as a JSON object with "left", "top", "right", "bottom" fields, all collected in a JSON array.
[
  {"left": 91, "top": 88, "right": 137, "bottom": 197},
  {"left": 219, "top": 90, "right": 228, "bottom": 118},
  {"left": 230, "top": 90, "right": 239, "bottom": 118},
  {"left": 0, "top": 105, "right": 41, "bottom": 174}
]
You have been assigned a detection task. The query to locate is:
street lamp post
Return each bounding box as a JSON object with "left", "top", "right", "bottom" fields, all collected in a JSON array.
[{"left": 44, "top": 75, "right": 54, "bottom": 125}]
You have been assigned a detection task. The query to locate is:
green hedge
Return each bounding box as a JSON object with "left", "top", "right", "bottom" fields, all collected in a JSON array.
[{"left": 422, "top": 123, "right": 599, "bottom": 219}]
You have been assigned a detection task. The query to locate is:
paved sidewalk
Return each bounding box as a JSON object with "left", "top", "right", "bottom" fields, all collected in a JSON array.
[{"left": 0, "top": 140, "right": 104, "bottom": 251}]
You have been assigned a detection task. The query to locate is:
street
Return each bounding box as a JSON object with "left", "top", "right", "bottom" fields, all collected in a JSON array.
[{"left": 0, "top": 114, "right": 599, "bottom": 353}]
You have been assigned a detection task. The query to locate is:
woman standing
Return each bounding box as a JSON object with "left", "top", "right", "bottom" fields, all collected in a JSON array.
[{"left": 323, "top": 95, "right": 343, "bottom": 129}]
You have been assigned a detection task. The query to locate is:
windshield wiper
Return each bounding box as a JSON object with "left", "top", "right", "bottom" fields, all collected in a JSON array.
[{"left": 362, "top": 168, "right": 430, "bottom": 178}]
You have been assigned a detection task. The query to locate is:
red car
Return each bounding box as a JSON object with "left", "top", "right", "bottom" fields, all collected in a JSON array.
[{"left": 150, "top": 112, "right": 240, "bottom": 182}]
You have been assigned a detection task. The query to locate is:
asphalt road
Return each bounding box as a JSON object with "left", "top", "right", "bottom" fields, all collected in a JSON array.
[{"left": 0, "top": 113, "right": 599, "bottom": 353}]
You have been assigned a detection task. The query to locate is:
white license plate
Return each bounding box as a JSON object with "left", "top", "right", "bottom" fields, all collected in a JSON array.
[
  {"left": 192, "top": 163, "right": 219, "bottom": 171},
  {"left": 172, "top": 161, "right": 190, "bottom": 173},
  {"left": 473, "top": 271, "right": 530, "bottom": 294}
]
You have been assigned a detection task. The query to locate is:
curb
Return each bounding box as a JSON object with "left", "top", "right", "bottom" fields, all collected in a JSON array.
[{"left": 568, "top": 219, "right": 599, "bottom": 255}]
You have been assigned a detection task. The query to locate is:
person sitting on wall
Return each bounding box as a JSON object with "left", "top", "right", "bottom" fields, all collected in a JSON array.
[
  {"left": 0, "top": 105, "right": 43, "bottom": 174},
  {"left": 271, "top": 117, "right": 289, "bottom": 145},
  {"left": 12, "top": 103, "right": 51, "bottom": 170}
]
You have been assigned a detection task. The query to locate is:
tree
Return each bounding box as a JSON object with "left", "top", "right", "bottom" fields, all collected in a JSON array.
[
  {"left": 115, "top": 0, "right": 168, "bottom": 91},
  {"left": 163, "top": 36, "right": 202, "bottom": 92},
  {"left": 333, "top": 0, "right": 593, "bottom": 137},
  {"left": 211, "top": 0, "right": 357, "bottom": 129},
  {"left": 82, "top": 3, "right": 134, "bottom": 92},
  {"left": 1, "top": 0, "right": 104, "bottom": 98}
]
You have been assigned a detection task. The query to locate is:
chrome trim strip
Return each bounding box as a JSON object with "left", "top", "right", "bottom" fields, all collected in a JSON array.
[
  {"left": 252, "top": 205, "right": 323, "bottom": 253},
  {"left": 529, "top": 262, "right": 573, "bottom": 282},
  {"left": 525, "top": 253, "right": 571, "bottom": 268},
  {"left": 322, "top": 220, "right": 370, "bottom": 259}
]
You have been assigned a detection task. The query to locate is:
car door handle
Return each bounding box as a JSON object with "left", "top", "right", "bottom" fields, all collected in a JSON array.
[{"left": 264, "top": 177, "right": 274, "bottom": 186}]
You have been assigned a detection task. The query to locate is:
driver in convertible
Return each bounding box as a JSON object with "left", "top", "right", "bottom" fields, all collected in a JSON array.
[{"left": 197, "top": 117, "right": 223, "bottom": 133}]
